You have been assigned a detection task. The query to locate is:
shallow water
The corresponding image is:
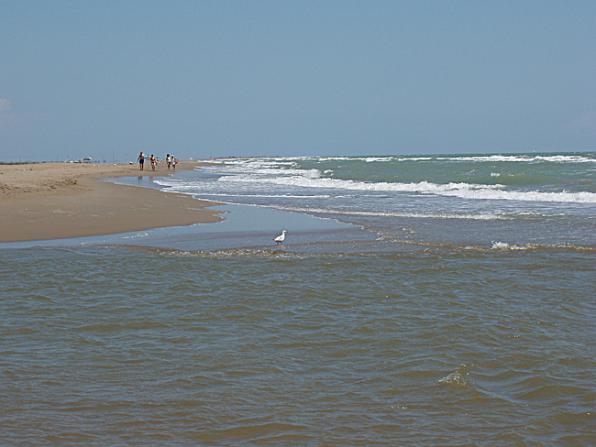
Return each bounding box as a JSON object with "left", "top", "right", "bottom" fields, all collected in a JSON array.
[
  {"left": 2, "top": 152, "right": 595, "bottom": 445},
  {"left": 153, "top": 152, "right": 596, "bottom": 249},
  {"left": 1, "top": 245, "right": 594, "bottom": 446}
]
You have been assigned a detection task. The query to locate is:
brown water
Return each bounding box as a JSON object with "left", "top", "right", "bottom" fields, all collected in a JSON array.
[{"left": 1, "top": 245, "right": 594, "bottom": 446}]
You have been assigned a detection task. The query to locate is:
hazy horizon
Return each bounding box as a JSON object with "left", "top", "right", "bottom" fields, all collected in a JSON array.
[
  {"left": 2, "top": 1, "right": 595, "bottom": 161},
  {"left": 4, "top": 148, "right": 596, "bottom": 165}
]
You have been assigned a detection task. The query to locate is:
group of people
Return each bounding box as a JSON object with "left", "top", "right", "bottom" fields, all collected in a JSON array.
[{"left": 137, "top": 152, "right": 177, "bottom": 171}]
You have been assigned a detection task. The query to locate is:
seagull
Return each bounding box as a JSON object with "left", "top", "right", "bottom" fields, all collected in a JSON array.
[{"left": 273, "top": 230, "right": 287, "bottom": 245}]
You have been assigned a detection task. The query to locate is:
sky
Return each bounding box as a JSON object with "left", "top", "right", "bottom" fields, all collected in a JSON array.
[{"left": 1, "top": 1, "right": 595, "bottom": 161}]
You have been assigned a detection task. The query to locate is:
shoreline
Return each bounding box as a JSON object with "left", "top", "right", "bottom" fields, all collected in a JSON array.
[{"left": 0, "top": 162, "right": 221, "bottom": 242}]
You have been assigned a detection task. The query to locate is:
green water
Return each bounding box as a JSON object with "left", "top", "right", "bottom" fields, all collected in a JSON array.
[
  {"left": 1, "top": 246, "right": 594, "bottom": 446},
  {"left": 295, "top": 153, "right": 596, "bottom": 190}
]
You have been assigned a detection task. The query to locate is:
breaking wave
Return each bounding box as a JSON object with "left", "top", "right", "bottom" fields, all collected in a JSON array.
[
  {"left": 491, "top": 241, "right": 531, "bottom": 251},
  {"left": 203, "top": 153, "right": 595, "bottom": 165},
  {"left": 260, "top": 205, "right": 506, "bottom": 220},
  {"left": 218, "top": 175, "right": 596, "bottom": 203},
  {"left": 435, "top": 154, "right": 596, "bottom": 163}
]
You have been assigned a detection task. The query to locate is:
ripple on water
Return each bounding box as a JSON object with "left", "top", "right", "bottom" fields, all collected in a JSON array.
[
  {"left": 0, "top": 246, "right": 594, "bottom": 446},
  {"left": 438, "top": 366, "right": 469, "bottom": 386}
]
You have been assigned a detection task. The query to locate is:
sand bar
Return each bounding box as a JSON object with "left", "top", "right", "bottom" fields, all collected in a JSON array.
[{"left": 0, "top": 162, "right": 221, "bottom": 242}]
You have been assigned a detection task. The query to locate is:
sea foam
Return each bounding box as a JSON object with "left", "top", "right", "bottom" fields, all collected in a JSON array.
[
  {"left": 435, "top": 154, "right": 596, "bottom": 163},
  {"left": 205, "top": 153, "right": 596, "bottom": 164},
  {"left": 218, "top": 174, "right": 596, "bottom": 203}
]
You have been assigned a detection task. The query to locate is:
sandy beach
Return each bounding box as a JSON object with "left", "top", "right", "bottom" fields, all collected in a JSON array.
[{"left": 0, "top": 162, "right": 220, "bottom": 242}]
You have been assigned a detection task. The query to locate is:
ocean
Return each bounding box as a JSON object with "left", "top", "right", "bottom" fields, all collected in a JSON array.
[
  {"left": 154, "top": 152, "right": 596, "bottom": 250},
  {"left": 1, "top": 152, "right": 595, "bottom": 445}
]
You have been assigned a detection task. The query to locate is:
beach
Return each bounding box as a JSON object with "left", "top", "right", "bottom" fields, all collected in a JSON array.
[
  {"left": 1, "top": 154, "right": 595, "bottom": 445},
  {"left": 0, "top": 162, "right": 220, "bottom": 242},
  {"left": 4, "top": 1, "right": 596, "bottom": 443}
]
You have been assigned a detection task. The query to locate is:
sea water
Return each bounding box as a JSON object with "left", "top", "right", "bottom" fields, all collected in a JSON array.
[
  {"left": 154, "top": 152, "right": 596, "bottom": 249},
  {"left": 1, "top": 152, "right": 595, "bottom": 446}
]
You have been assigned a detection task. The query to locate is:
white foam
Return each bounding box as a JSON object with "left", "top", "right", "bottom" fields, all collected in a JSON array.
[
  {"left": 311, "top": 155, "right": 431, "bottom": 162},
  {"left": 220, "top": 175, "right": 501, "bottom": 192},
  {"left": 207, "top": 154, "right": 596, "bottom": 165},
  {"left": 121, "top": 232, "right": 150, "bottom": 240},
  {"left": 217, "top": 174, "right": 596, "bottom": 203},
  {"left": 209, "top": 155, "right": 431, "bottom": 164},
  {"left": 152, "top": 179, "right": 202, "bottom": 189},
  {"left": 191, "top": 193, "right": 332, "bottom": 199},
  {"left": 439, "top": 364, "right": 471, "bottom": 386},
  {"left": 436, "top": 155, "right": 596, "bottom": 163},
  {"left": 441, "top": 188, "right": 596, "bottom": 203},
  {"left": 491, "top": 241, "right": 529, "bottom": 250},
  {"left": 364, "top": 157, "right": 394, "bottom": 162},
  {"left": 316, "top": 156, "right": 393, "bottom": 162},
  {"left": 395, "top": 157, "right": 433, "bottom": 161},
  {"left": 268, "top": 206, "right": 506, "bottom": 220},
  {"left": 158, "top": 168, "right": 596, "bottom": 204}
]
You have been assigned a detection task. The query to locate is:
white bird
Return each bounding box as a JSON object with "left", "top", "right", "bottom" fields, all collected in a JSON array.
[{"left": 273, "top": 230, "right": 287, "bottom": 245}]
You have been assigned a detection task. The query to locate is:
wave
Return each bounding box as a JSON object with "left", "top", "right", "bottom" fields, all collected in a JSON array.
[
  {"left": 219, "top": 175, "right": 504, "bottom": 192},
  {"left": 152, "top": 179, "right": 203, "bottom": 189},
  {"left": 442, "top": 188, "right": 596, "bottom": 203},
  {"left": 262, "top": 205, "right": 507, "bottom": 220},
  {"left": 491, "top": 241, "right": 531, "bottom": 250},
  {"left": 395, "top": 157, "right": 433, "bottom": 161},
  {"left": 218, "top": 175, "right": 596, "bottom": 203},
  {"left": 120, "top": 232, "right": 150, "bottom": 239},
  {"left": 438, "top": 364, "right": 470, "bottom": 386},
  {"left": 203, "top": 153, "right": 596, "bottom": 165},
  {"left": 296, "top": 156, "right": 396, "bottom": 162},
  {"left": 435, "top": 154, "right": 596, "bottom": 163},
  {"left": 208, "top": 158, "right": 300, "bottom": 165},
  {"left": 300, "top": 155, "right": 433, "bottom": 162},
  {"left": 306, "top": 156, "right": 395, "bottom": 162},
  {"left": 490, "top": 241, "right": 596, "bottom": 252},
  {"left": 190, "top": 193, "right": 332, "bottom": 199}
]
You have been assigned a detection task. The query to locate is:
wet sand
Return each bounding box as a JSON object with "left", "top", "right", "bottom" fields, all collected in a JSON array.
[{"left": 0, "top": 162, "right": 221, "bottom": 242}]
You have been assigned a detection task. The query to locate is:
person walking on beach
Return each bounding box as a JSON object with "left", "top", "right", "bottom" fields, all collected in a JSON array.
[
  {"left": 138, "top": 152, "right": 145, "bottom": 171},
  {"left": 166, "top": 153, "right": 172, "bottom": 170},
  {"left": 150, "top": 154, "right": 157, "bottom": 171},
  {"left": 171, "top": 156, "right": 177, "bottom": 170}
]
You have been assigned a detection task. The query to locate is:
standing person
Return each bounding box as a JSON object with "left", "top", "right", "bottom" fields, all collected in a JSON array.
[
  {"left": 138, "top": 152, "right": 145, "bottom": 171},
  {"left": 150, "top": 154, "right": 156, "bottom": 171},
  {"left": 166, "top": 153, "right": 171, "bottom": 170},
  {"left": 171, "top": 156, "right": 177, "bottom": 170}
]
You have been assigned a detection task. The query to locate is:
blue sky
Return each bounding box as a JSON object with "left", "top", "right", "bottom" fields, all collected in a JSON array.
[{"left": 1, "top": 1, "right": 595, "bottom": 161}]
